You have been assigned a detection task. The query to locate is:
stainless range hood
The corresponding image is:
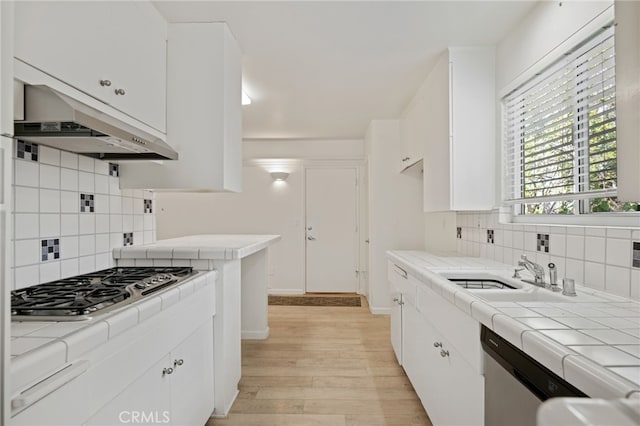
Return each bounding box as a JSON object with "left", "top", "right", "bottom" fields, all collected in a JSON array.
[{"left": 14, "top": 85, "right": 178, "bottom": 160}]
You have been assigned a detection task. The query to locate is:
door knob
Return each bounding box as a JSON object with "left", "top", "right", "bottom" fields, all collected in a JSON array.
[{"left": 307, "top": 236, "right": 316, "bottom": 241}]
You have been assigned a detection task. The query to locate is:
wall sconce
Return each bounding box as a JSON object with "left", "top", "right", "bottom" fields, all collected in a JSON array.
[{"left": 270, "top": 172, "right": 289, "bottom": 181}]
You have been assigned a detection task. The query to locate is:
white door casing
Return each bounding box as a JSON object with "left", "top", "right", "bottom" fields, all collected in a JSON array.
[{"left": 305, "top": 167, "right": 358, "bottom": 293}]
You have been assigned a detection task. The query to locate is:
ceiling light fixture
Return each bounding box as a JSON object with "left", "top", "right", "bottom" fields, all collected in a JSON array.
[
  {"left": 270, "top": 172, "right": 289, "bottom": 181},
  {"left": 242, "top": 90, "right": 252, "bottom": 106}
]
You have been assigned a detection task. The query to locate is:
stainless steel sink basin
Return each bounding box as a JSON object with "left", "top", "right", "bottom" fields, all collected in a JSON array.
[{"left": 443, "top": 273, "right": 521, "bottom": 290}]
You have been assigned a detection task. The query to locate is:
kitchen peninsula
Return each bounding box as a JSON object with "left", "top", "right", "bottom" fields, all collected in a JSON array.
[{"left": 113, "top": 234, "right": 280, "bottom": 416}]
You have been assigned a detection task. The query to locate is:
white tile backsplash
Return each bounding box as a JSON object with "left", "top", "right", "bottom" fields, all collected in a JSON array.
[
  {"left": 585, "top": 237, "right": 606, "bottom": 263},
  {"left": 60, "top": 151, "right": 78, "bottom": 169},
  {"left": 14, "top": 214, "right": 39, "bottom": 239},
  {"left": 60, "top": 214, "right": 79, "bottom": 236},
  {"left": 15, "top": 160, "right": 39, "bottom": 187},
  {"left": 78, "top": 171, "right": 94, "bottom": 193},
  {"left": 60, "top": 168, "right": 78, "bottom": 191},
  {"left": 11, "top": 145, "right": 155, "bottom": 288},
  {"left": 14, "top": 186, "right": 39, "bottom": 213},
  {"left": 39, "top": 189, "right": 60, "bottom": 213},
  {"left": 39, "top": 145, "right": 60, "bottom": 166},
  {"left": 606, "top": 238, "right": 632, "bottom": 268},
  {"left": 39, "top": 164, "right": 60, "bottom": 189},
  {"left": 39, "top": 214, "right": 60, "bottom": 238},
  {"left": 456, "top": 210, "right": 640, "bottom": 301},
  {"left": 78, "top": 155, "right": 94, "bottom": 173},
  {"left": 95, "top": 174, "right": 109, "bottom": 194},
  {"left": 60, "top": 191, "right": 79, "bottom": 213}
]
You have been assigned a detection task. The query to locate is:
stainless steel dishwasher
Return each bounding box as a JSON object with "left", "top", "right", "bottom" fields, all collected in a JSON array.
[{"left": 481, "top": 325, "right": 587, "bottom": 426}]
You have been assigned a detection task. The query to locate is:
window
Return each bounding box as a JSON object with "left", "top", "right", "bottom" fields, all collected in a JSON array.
[{"left": 502, "top": 25, "right": 639, "bottom": 217}]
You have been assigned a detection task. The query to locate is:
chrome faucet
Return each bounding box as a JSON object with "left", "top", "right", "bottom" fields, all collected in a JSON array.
[{"left": 517, "top": 254, "right": 546, "bottom": 287}]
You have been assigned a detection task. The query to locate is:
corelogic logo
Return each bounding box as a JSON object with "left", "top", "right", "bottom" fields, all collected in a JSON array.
[{"left": 119, "top": 411, "right": 170, "bottom": 424}]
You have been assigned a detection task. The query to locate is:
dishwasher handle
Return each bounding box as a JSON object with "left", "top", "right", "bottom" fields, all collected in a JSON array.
[{"left": 12, "top": 360, "right": 89, "bottom": 411}]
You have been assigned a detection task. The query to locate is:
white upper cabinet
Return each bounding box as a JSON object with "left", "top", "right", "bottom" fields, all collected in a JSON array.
[
  {"left": 398, "top": 95, "right": 426, "bottom": 173},
  {"left": 14, "top": 1, "right": 167, "bottom": 133},
  {"left": 119, "top": 23, "right": 242, "bottom": 192},
  {"left": 423, "top": 47, "right": 496, "bottom": 212}
]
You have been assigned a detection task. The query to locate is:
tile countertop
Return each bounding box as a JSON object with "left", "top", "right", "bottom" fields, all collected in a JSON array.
[
  {"left": 9, "top": 270, "right": 217, "bottom": 396},
  {"left": 386, "top": 250, "right": 640, "bottom": 399},
  {"left": 113, "top": 234, "right": 281, "bottom": 261}
]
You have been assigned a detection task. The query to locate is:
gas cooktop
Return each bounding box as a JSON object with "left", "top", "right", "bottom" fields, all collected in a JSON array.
[{"left": 11, "top": 267, "right": 197, "bottom": 321}]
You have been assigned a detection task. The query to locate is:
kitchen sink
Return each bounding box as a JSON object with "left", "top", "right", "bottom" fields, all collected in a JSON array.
[
  {"left": 443, "top": 273, "right": 521, "bottom": 290},
  {"left": 448, "top": 277, "right": 517, "bottom": 290}
]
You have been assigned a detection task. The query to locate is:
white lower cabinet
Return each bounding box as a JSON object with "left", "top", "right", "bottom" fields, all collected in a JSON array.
[
  {"left": 85, "top": 320, "right": 214, "bottom": 426},
  {"left": 389, "top": 262, "right": 484, "bottom": 425},
  {"left": 85, "top": 355, "right": 172, "bottom": 426},
  {"left": 170, "top": 321, "right": 215, "bottom": 426}
]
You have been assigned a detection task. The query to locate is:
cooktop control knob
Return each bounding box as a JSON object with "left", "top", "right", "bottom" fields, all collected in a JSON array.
[{"left": 135, "top": 283, "right": 146, "bottom": 289}]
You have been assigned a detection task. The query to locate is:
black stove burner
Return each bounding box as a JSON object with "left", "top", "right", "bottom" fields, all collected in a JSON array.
[{"left": 11, "top": 267, "right": 194, "bottom": 318}]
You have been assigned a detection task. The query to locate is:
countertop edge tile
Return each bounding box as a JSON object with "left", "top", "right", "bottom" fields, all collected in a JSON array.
[{"left": 563, "top": 354, "right": 638, "bottom": 398}]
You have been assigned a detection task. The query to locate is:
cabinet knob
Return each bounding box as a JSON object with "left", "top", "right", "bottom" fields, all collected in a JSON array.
[
  {"left": 114, "top": 88, "right": 126, "bottom": 96},
  {"left": 440, "top": 349, "right": 450, "bottom": 358},
  {"left": 162, "top": 367, "right": 174, "bottom": 376},
  {"left": 99, "top": 79, "right": 112, "bottom": 87},
  {"left": 433, "top": 341, "right": 443, "bottom": 348},
  {"left": 174, "top": 359, "right": 184, "bottom": 367}
]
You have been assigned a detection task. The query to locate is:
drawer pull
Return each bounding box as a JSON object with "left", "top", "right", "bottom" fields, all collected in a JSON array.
[
  {"left": 440, "top": 349, "right": 450, "bottom": 358},
  {"left": 433, "top": 341, "right": 443, "bottom": 348},
  {"left": 11, "top": 360, "right": 89, "bottom": 412},
  {"left": 393, "top": 264, "right": 408, "bottom": 279}
]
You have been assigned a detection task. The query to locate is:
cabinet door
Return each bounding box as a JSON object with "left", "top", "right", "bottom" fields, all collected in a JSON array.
[
  {"left": 14, "top": 2, "right": 167, "bottom": 133},
  {"left": 422, "top": 53, "right": 451, "bottom": 212},
  {"left": 448, "top": 47, "right": 495, "bottom": 211},
  {"left": 14, "top": 2, "right": 113, "bottom": 103},
  {"left": 170, "top": 320, "right": 215, "bottom": 426},
  {"left": 106, "top": 2, "right": 167, "bottom": 133},
  {"left": 401, "top": 301, "right": 431, "bottom": 404},
  {"left": 390, "top": 292, "right": 402, "bottom": 364},
  {"left": 84, "top": 354, "right": 172, "bottom": 426},
  {"left": 424, "top": 329, "right": 484, "bottom": 426}
]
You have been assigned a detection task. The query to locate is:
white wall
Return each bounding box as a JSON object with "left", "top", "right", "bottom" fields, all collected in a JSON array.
[
  {"left": 156, "top": 139, "right": 366, "bottom": 295},
  {"left": 366, "top": 120, "right": 424, "bottom": 313},
  {"left": 157, "top": 164, "right": 305, "bottom": 294}
]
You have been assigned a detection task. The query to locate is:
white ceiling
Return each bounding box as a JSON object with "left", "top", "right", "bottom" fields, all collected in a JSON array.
[{"left": 154, "top": 1, "right": 537, "bottom": 140}]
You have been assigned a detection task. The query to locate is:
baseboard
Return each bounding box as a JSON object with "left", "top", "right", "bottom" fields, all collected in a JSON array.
[
  {"left": 242, "top": 327, "right": 270, "bottom": 340},
  {"left": 211, "top": 389, "right": 239, "bottom": 418},
  {"left": 268, "top": 288, "right": 304, "bottom": 295},
  {"left": 369, "top": 306, "right": 391, "bottom": 315}
]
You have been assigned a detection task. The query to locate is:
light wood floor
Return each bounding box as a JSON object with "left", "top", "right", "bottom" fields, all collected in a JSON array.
[{"left": 207, "top": 297, "right": 432, "bottom": 426}]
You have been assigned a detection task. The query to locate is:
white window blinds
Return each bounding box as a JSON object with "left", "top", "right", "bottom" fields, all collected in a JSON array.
[{"left": 503, "top": 26, "right": 617, "bottom": 206}]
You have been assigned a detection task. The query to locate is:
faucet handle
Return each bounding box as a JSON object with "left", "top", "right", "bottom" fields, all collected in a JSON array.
[
  {"left": 513, "top": 267, "right": 524, "bottom": 278},
  {"left": 521, "top": 254, "right": 529, "bottom": 261}
]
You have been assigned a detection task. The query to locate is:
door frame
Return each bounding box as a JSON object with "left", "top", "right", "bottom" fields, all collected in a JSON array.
[{"left": 302, "top": 159, "right": 367, "bottom": 295}]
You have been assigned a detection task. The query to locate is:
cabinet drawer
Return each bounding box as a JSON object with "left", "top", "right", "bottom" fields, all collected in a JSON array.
[
  {"left": 416, "top": 284, "right": 482, "bottom": 372},
  {"left": 387, "top": 261, "right": 417, "bottom": 307}
]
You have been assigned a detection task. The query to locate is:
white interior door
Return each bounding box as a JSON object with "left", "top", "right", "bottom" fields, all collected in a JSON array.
[{"left": 305, "top": 167, "right": 358, "bottom": 293}]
